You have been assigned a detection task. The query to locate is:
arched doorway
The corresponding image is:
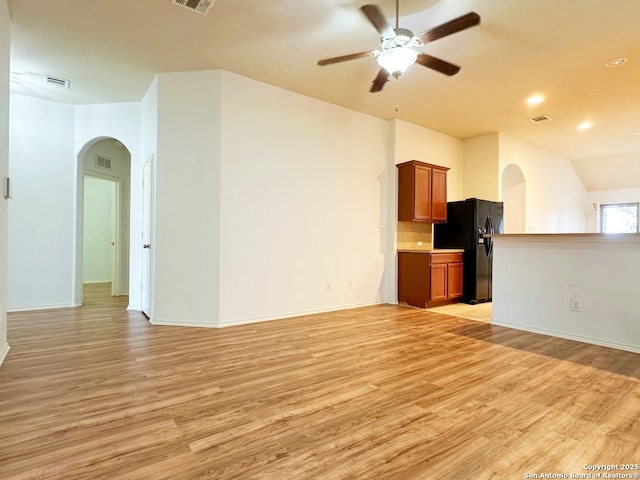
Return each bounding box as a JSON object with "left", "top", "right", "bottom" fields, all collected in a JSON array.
[
  {"left": 502, "top": 164, "right": 526, "bottom": 233},
  {"left": 76, "top": 137, "right": 131, "bottom": 303}
]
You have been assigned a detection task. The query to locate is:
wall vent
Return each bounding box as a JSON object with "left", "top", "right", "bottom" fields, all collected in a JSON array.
[
  {"left": 96, "top": 155, "right": 112, "bottom": 170},
  {"left": 172, "top": 0, "right": 215, "bottom": 15},
  {"left": 44, "top": 76, "right": 70, "bottom": 89},
  {"left": 529, "top": 115, "right": 552, "bottom": 124}
]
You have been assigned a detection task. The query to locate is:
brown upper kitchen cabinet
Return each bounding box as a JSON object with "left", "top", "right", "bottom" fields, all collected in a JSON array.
[{"left": 397, "top": 160, "right": 449, "bottom": 223}]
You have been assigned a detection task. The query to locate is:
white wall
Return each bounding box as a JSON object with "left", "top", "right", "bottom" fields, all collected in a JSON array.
[
  {"left": 0, "top": 0, "right": 10, "bottom": 363},
  {"left": 502, "top": 164, "right": 526, "bottom": 233},
  {"left": 83, "top": 177, "right": 113, "bottom": 283},
  {"left": 498, "top": 133, "right": 589, "bottom": 233},
  {"left": 140, "top": 78, "right": 158, "bottom": 167},
  {"left": 8, "top": 94, "right": 76, "bottom": 310},
  {"left": 392, "top": 119, "right": 465, "bottom": 200},
  {"left": 218, "top": 71, "right": 390, "bottom": 325},
  {"left": 463, "top": 133, "right": 500, "bottom": 201},
  {"left": 587, "top": 187, "right": 640, "bottom": 232},
  {"left": 151, "top": 71, "right": 222, "bottom": 326}
]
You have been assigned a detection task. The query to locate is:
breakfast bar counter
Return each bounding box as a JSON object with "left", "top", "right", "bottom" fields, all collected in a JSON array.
[{"left": 487, "top": 233, "right": 640, "bottom": 353}]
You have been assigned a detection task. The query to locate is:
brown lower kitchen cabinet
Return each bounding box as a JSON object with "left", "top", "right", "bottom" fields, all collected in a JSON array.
[{"left": 397, "top": 251, "right": 463, "bottom": 308}]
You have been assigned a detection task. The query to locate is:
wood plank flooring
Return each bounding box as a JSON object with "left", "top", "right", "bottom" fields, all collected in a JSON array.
[
  {"left": 1, "top": 283, "right": 639, "bottom": 479},
  {"left": 427, "top": 301, "right": 493, "bottom": 322}
]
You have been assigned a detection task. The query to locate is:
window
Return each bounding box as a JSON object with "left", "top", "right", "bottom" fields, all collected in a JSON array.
[{"left": 600, "top": 203, "right": 639, "bottom": 233}]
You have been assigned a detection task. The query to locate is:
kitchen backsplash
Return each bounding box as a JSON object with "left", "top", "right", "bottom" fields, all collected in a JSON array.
[{"left": 397, "top": 221, "right": 432, "bottom": 250}]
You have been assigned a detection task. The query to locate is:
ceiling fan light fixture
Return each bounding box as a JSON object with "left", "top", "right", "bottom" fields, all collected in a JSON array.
[{"left": 377, "top": 47, "right": 417, "bottom": 76}]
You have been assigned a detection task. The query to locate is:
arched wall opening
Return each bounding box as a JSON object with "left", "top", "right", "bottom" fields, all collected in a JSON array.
[
  {"left": 502, "top": 164, "right": 526, "bottom": 233},
  {"left": 75, "top": 137, "right": 132, "bottom": 304}
]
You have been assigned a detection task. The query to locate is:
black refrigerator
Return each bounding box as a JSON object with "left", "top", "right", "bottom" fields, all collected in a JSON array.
[{"left": 434, "top": 198, "right": 504, "bottom": 304}]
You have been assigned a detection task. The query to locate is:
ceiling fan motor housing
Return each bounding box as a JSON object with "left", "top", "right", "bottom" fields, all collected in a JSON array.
[
  {"left": 393, "top": 28, "right": 414, "bottom": 41},
  {"left": 381, "top": 28, "right": 418, "bottom": 51}
]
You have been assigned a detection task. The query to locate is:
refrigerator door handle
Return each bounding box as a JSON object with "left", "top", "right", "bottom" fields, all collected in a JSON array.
[
  {"left": 484, "top": 216, "right": 492, "bottom": 256},
  {"left": 487, "top": 216, "right": 494, "bottom": 258}
]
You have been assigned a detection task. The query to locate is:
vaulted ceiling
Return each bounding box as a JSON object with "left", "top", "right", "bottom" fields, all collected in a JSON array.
[{"left": 7, "top": 0, "right": 640, "bottom": 191}]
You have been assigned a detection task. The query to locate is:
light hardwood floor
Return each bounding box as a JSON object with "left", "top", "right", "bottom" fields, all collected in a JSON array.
[
  {"left": 1, "top": 284, "right": 639, "bottom": 479},
  {"left": 427, "top": 301, "right": 493, "bottom": 322}
]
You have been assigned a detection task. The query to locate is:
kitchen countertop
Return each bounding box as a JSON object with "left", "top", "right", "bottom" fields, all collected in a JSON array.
[
  {"left": 397, "top": 248, "right": 464, "bottom": 253},
  {"left": 486, "top": 232, "right": 640, "bottom": 237},
  {"left": 486, "top": 233, "right": 640, "bottom": 243}
]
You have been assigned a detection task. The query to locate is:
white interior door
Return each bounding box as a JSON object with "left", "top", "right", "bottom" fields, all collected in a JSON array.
[
  {"left": 83, "top": 176, "right": 118, "bottom": 292},
  {"left": 109, "top": 181, "right": 120, "bottom": 296},
  {"left": 141, "top": 158, "right": 153, "bottom": 317}
]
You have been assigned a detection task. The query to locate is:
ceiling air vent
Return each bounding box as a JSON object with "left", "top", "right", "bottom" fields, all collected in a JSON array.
[
  {"left": 44, "top": 76, "right": 70, "bottom": 89},
  {"left": 172, "top": 0, "right": 215, "bottom": 15},
  {"left": 529, "top": 115, "right": 552, "bottom": 124},
  {"left": 96, "top": 155, "right": 112, "bottom": 170}
]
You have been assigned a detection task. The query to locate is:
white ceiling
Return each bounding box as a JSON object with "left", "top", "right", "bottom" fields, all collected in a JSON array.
[{"left": 7, "top": 0, "right": 640, "bottom": 191}]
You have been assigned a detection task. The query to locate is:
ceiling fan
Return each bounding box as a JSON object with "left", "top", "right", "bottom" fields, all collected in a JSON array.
[{"left": 317, "top": 1, "right": 481, "bottom": 93}]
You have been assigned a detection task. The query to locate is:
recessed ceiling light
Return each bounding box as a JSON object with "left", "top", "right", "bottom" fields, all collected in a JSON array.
[
  {"left": 605, "top": 57, "right": 627, "bottom": 67},
  {"left": 578, "top": 122, "right": 593, "bottom": 130},
  {"left": 635, "top": 131, "right": 640, "bottom": 136},
  {"left": 527, "top": 95, "right": 545, "bottom": 105}
]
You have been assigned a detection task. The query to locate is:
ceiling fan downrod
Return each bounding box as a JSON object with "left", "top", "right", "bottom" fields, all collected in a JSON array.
[{"left": 395, "top": 0, "right": 400, "bottom": 30}]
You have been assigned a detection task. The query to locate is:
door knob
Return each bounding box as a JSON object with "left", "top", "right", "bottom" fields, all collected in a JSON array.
[{"left": 143, "top": 244, "right": 150, "bottom": 249}]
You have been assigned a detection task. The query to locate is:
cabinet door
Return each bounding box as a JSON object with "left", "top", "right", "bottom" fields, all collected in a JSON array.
[
  {"left": 413, "top": 164, "right": 432, "bottom": 222},
  {"left": 397, "top": 161, "right": 449, "bottom": 223},
  {"left": 398, "top": 253, "right": 430, "bottom": 307},
  {"left": 430, "top": 263, "right": 448, "bottom": 301},
  {"left": 431, "top": 168, "right": 447, "bottom": 223},
  {"left": 447, "top": 262, "right": 463, "bottom": 299}
]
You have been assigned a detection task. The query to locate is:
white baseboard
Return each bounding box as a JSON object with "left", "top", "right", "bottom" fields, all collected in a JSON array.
[
  {"left": 151, "top": 301, "right": 383, "bottom": 329},
  {"left": 491, "top": 320, "right": 640, "bottom": 354},
  {"left": 151, "top": 318, "right": 217, "bottom": 328},
  {"left": 8, "top": 303, "right": 81, "bottom": 313},
  {"left": 0, "top": 342, "right": 10, "bottom": 366},
  {"left": 218, "top": 301, "right": 382, "bottom": 328}
]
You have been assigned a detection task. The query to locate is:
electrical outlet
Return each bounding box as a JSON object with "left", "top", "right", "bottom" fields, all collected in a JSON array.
[
  {"left": 570, "top": 297, "right": 580, "bottom": 312},
  {"left": 347, "top": 280, "right": 353, "bottom": 290},
  {"left": 325, "top": 281, "right": 331, "bottom": 291}
]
